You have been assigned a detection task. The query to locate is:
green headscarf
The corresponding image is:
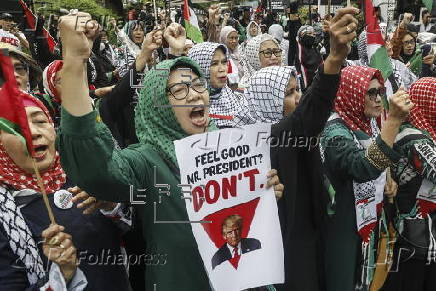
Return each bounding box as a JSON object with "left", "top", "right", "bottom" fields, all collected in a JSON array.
[{"left": 135, "top": 57, "right": 212, "bottom": 168}]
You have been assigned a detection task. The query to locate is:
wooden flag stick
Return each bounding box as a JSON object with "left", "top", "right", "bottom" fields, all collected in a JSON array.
[
  {"left": 347, "top": 0, "right": 351, "bottom": 7},
  {"left": 31, "top": 158, "right": 56, "bottom": 224}
]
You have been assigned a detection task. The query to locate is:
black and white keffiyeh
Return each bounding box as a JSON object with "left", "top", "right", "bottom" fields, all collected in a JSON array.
[
  {"left": 188, "top": 42, "right": 256, "bottom": 127},
  {"left": 188, "top": 42, "right": 227, "bottom": 80},
  {"left": 245, "top": 65, "right": 297, "bottom": 123},
  {"left": 0, "top": 186, "right": 45, "bottom": 285},
  {"left": 210, "top": 86, "right": 256, "bottom": 127}
]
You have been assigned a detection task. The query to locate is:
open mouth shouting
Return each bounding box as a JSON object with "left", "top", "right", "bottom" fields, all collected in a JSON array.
[
  {"left": 33, "top": 144, "right": 49, "bottom": 161},
  {"left": 190, "top": 106, "right": 208, "bottom": 127}
]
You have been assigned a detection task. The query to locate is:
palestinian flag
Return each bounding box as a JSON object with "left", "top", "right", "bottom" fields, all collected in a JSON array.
[
  {"left": 18, "top": 0, "right": 57, "bottom": 53},
  {"left": 0, "top": 49, "right": 35, "bottom": 156},
  {"left": 183, "top": 0, "right": 203, "bottom": 43},
  {"left": 365, "top": 0, "right": 393, "bottom": 81},
  {"left": 422, "top": 0, "right": 433, "bottom": 12}
]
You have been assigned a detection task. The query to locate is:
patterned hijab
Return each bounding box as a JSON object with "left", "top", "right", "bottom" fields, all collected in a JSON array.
[
  {"left": 188, "top": 42, "right": 227, "bottom": 81},
  {"left": 334, "top": 66, "right": 384, "bottom": 136},
  {"left": 246, "top": 66, "right": 297, "bottom": 123},
  {"left": 408, "top": 77, "right": 436, "bottom": 140},
  {"left": 220, "top": 26, "right": 237, "bottom": 45},
  {"left": 244, "top": 34, "right": 279, "bottom": 72},
  {"left": 135, "top": 57, "right": 215, "bottom": 168},
  {"left": 0, "top": 93, "right": 66, "bottom": 193},
  {"left": 188, "top": 42, "right": 255, "bottom": 127},
  {"left": 42, "top": 60, "right": 63, "bottom": 103},
  {"left": 246, "top": 21, "right": 260, "bottom": 40}
]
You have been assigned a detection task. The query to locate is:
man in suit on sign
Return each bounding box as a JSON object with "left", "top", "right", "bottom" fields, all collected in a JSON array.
[{"left": 212, "top": 214, "right": 261, "bottom": 269}]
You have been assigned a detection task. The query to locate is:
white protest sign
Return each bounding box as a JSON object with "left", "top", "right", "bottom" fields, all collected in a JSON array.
[{"left": 174, "top": 123, "right": 284, "bottom": 291}]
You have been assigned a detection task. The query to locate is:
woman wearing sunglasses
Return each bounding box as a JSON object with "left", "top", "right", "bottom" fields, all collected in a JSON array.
[{"left": 320, "top": 66, "right": 413, "bottom": 291}]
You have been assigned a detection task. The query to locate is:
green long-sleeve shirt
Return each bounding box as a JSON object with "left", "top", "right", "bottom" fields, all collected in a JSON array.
[
  {"left": 57, "top": 108, "right": 211, "bottom": 291},
  {"left": 320, "top": 118, "right": 401, "bottom": 291}
]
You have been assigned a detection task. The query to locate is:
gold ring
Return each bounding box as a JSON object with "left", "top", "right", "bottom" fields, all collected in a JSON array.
[
  {"left": 48, "top": 236, "right": 60, "bottom": 246},
  {"left": 346, "top": 25, "right": 352, "bottom": 33}
]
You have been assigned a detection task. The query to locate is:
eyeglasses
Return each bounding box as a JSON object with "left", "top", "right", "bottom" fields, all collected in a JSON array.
[
  {"left": 14, "top": 64, "right": 28, "bottom": 76},
  {"left": 167, "top": 78, "right": 208, "bottom": 100},
  {"left": 402, "top": 39, "right": 415, "bottom": 46},
  {"left": 366, "top": 87, "right": 386, "bottom": 101},
  {"left": 259, "top": 49, "right": 282, "bottom": 58}
]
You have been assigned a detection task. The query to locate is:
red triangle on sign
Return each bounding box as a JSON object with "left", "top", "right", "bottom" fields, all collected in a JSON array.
[{"left": 201, "top": 197, "right": 260, "bottom": 249}]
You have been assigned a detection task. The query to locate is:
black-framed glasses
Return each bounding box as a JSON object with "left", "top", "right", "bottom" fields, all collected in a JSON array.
[
  {"left": 366, "top": 87, "right": 386, "bottom": 101},
  {"left": 259, "top": 49, "right": 282, "bottom": 58},
  {"left": 167, "top": 78, "right": 208, "bottom": 100}
]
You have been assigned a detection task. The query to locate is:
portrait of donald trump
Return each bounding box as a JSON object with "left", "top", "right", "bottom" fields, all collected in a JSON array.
[{"left": 211, "top": 214, "right": 261, "bottom": 269}]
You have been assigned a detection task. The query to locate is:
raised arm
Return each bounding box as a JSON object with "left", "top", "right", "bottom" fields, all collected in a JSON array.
[
  {"left": 273, "top": 7, "right": 359, "bottom": 138},
  {"left": 57, "top": 12, "right": 148, "bottom": 202}
]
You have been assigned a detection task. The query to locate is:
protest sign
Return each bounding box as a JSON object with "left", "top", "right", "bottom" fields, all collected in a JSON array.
[{"left": 174, "top": 123, "right": 284, "bottom": 291}]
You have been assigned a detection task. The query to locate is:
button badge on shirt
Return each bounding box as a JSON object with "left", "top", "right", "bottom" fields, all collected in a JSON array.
[{"left": 54, "top": 190, "right": 73, "bottom": 209}]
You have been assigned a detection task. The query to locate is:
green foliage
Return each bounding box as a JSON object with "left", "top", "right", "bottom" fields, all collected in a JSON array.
[
  {"left": 35, "top": 0, "right": 115, "bottom": 19},
  {"left": 298, "top": 5, "right": 309, "bottom": 25}
]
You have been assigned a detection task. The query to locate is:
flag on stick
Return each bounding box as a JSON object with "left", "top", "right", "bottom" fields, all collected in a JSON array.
[
  {"left": 183, "top": 0, "right": 203, "bottom": 43},
  {"left": 364, "top": 0, "right": 393, "bottom": 81},
  {"left": 0, "top": 49, "right": 56, "bottom": 224},
  {"left": 18, "top": 0, "right": 57, "bottom": 53},
  {"left": 0, "top": 49, "right": 35, "bottom": 156}
]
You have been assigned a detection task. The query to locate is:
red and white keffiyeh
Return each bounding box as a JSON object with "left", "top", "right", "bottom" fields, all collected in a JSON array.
[
  {"left": 0, "top": 93, "right": 66, "bottom": 194},
  {"left": 409, "top": 77, "right": 436, "bottom": 141},
  {"left": 334, "top": 66, "right": 385, "bottom": 136},
  {"left": 42, "top": 60, "right": 63, "bottom": 103}
]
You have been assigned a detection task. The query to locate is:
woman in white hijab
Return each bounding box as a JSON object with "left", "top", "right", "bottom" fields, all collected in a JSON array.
[
  {"left": 220, "top": 26, "right": 243, "bottom": 88},
  {"left": 240, "top": 34, "right": 283, "bottom": 87},
  {"left": 246, "top": 21, "right": 261, "bottom": 40},
  {"left": 269, "top": 24, "right": 289, "bottom": 66}
]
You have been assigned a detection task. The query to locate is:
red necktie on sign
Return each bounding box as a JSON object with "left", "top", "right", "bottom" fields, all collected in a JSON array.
[{"left": 229, "top": 246, "right": 241, "bottom": 269}]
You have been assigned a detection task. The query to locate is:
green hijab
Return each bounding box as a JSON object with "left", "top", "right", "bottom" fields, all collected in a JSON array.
[{"left": 135, "top": 57, "right": 213, "bottom": 168}]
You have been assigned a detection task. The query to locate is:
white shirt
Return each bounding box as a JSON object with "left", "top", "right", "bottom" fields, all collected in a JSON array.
[
  {"left": 226, "top": 242, "right": 241, "bottom": 257},
  {"left": 420, "top": 23, "right": 433, "bottom": 32}
]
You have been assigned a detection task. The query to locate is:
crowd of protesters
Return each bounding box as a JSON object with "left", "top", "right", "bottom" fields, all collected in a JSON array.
[{"left": 0, "top": 1, "right": 435, "bottom": 290}]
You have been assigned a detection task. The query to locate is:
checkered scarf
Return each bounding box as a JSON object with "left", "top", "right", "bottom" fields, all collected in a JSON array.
[
  {"left": 0, "top": 186, "right": 46, "bottom": 285},
  {"left": 245, "top": 66, "right": 297, "bottom": 123},
  {"left": 188, "top": 42, "right": 227, "bottom": 80},
  {"left": 220, "top": 26, "right": 237, "bottom": 44},
  {"left": 334, "top": 66, "right": 385, "bottom": 136},
  {"left": 0, "top": 93, "right": 66, "bottom": 194},
  {"left": 42, "top": 60, "right": 63, "bottom": 103},
  {"left": 409, "top": 77, "right": 436, "bottom": 141},
  {"left": 243, "top": 34, "right": 279, "bottom": 72},
  {"left": 246, "top": 21, "right": 260, "bottom": 40},
  {"left": 188, "top": 42, "right": 255, "bottom": 127},
  {"left": 0, "top": 94, "right": 67, "bottom": 285}
]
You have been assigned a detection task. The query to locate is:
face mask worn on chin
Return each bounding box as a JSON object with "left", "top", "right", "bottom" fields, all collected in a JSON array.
[{"left": 300, "top": 35, "right": 315, "bottom": 47}]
